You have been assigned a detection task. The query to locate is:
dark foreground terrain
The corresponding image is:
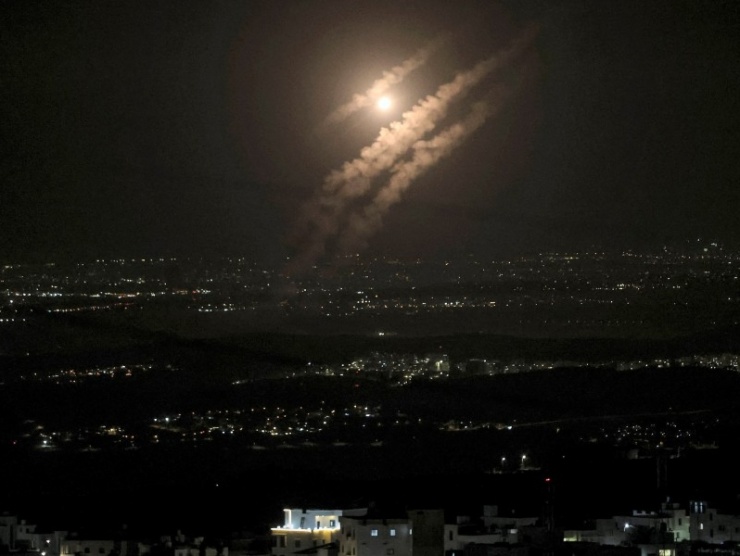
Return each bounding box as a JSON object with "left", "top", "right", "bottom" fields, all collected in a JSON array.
[
  {"left": 2, "top": 422, "right": 739, "bottom": 534},
  {"left": 2, "top": 309, "right": 740, "bottom": 537},
  {"left": 2, "top": 358, "right": 740, "bottom": 539}
]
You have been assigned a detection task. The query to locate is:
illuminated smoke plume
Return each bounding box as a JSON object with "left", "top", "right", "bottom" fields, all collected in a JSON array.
[
  {"left": 323, "top": 27, "right": 536, "bottom": 199},
  {"left": 286, "top": 26, "right": 538, "bottom": 276},
  {"left": 321, "top": 36, "right": 446, "bottom": 128},
  {"left": 338, "top": 94, "right": 504, "bottom": 255}
]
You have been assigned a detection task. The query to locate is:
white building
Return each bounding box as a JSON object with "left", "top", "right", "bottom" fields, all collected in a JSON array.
[
  {"left": 688, "top": 500, "right": 740, "bottom": 544},
  {"left": 564, "top": 498, "right": 740, "bottom": 553},
  {"left": 271, "top": 499, "right": 740, "bottom": 556},
  {"left": 0, "top": 514, "right": 20, "bottom": 550},
  {"left": 272, "top": 504, "right": 547, "bottom": 556},
  {"left": 271, "top": 507, "right": 449, "bottom": 556},
  {"left": 337, "top": 512, "right": 413, "bottom": 556},
  {"left": 271, "top": 508, "right": 368, "bottom": 556},
  {"left": 0, "top": 513, "right": 67, "bottom": 556}
]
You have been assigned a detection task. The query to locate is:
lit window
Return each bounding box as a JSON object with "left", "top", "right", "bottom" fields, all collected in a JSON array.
[
  {"left": 700, "top": 523, "right": 704, "bottom": 530},
  {"left": 371, "top": 529, "right": 379, "bottom": 537},
  {"left": 390, "top": 529, "right": 396, "bottom": 537}
]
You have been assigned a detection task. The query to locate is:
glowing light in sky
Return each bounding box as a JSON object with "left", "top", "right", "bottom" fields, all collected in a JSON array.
[
  {"left": 376, "top": 96, "right": 392, "bottom": 111},
  {"left": 318, "top": 36, "right": 447, "bottom": 130},
  {"left": 286, "top": 25, "right": 540, "bottom": 276}
]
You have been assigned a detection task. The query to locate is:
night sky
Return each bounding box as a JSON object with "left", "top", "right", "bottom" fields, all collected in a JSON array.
[{"left": 2, "top": 0, "right": 739, "bottom": 266}]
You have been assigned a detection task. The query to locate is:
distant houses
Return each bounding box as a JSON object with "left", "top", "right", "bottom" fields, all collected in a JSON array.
[
  {"left": 3, "top": 497, "right": 740, "bottom": 556},
  {"left": 268, "top": 499, "right": 740, "bottom": 556},
  {"left": 0, "top": 516, "right": 233, "bottom": 556}
]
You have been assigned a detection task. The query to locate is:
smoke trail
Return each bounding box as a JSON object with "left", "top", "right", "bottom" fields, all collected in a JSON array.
[
  {"left": 290, "top": 53, "right": 499, "bottom": 257},
  {"left": 321, "top": 36, "right": 447, "bottom": 128},
  {"left": 285, "top": 26, "right": 539, "bottom": 276},
  {"left": 337, "top": 96, "right": 501, "bottom": 255},
  {"left": 323, "top": 26, "right": 537, "bottom": 200},
  {"left": 337, "top": 61, "right": 537, "bottom": 256}
]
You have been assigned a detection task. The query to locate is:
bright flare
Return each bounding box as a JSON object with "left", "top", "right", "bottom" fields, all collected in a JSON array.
[{"left": 376, "top": 96, "right": 392, "bottom": 111}]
